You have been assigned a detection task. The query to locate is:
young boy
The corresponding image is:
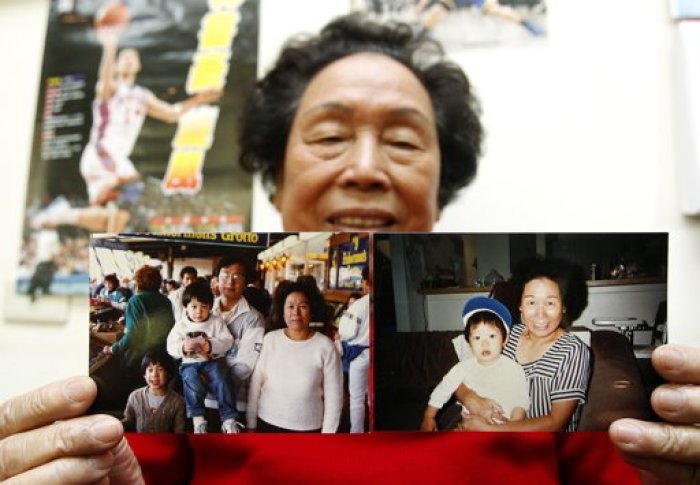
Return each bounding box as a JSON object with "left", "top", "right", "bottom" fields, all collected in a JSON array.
[
  {"left": 122, "top": 350, "right": 186, "bottom": 433},
  {"left": 166, "top": 281, "right": 242, "bottom": 433},
  {"left": 421, "top": 297, "right": 529, "bottom": 431}
]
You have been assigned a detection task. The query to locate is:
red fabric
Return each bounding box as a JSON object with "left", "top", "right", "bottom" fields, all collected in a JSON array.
[
  {"left": 127, "top": 432, "right": 640, "bottom": 485},
  {"left": 126, "top": 434, "right": 192, "bottom": 484}
]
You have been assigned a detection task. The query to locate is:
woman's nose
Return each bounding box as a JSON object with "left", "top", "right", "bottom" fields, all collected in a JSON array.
[{"left": 337, "top": 135, "right": 391, "bottom": 190}]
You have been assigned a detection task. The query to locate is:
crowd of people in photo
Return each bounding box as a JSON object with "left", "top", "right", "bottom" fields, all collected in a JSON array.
[{"left": 90, "top": 256, "right": 370, "bottom": 435}]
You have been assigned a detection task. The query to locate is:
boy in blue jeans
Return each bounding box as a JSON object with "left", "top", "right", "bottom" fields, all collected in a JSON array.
[{"left": 166, "top": 281, "right": 242, "bottom": 433}]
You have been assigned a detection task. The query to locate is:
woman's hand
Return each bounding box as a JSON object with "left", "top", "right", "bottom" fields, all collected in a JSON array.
[
  {"left": 420, "top": 416, "right": 438, "bottom": 432},
  {"left": 454, "top": 383, "right": 505, "bottom": 423},
  {"left": 0, "top": 376, "right": 144, "bottom": 484},
  {"left": 610, "top": 344, "right": 700, "bottom": 484},
  {"left": 457, "top": 414, "right": 493, "bottom": 431}
]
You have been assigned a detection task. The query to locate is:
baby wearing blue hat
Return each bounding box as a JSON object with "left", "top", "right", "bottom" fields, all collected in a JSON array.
[{"left": 421, "top": 297, "right": 529, "bottom": 431}]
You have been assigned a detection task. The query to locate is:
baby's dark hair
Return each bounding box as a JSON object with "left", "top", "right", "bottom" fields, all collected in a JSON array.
[
  {"left": 140, "top": 349, "right": 174, "bottom": 378},
  {"left": 182, "top": 281, "right": 214, "bottom": 308},
  {"left": 464, "top": 310, "right": 507, "bottom": 342}
]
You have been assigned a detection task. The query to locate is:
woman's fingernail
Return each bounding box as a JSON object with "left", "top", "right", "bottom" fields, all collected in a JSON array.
[
  {"left": 63, "top": 378, "right": 91, "bottom": 403},
  {"left": 654, "top": 387, "right": 684, "bottom": 412},
  {"left": 657, "top": 347, "right": 684, "bottom": 371},
  {"left": 91, "top": 419, "right": 121, "bottom": 443},
  {"left": 611, "top": 421, "right": 642, "bottom": 445}
]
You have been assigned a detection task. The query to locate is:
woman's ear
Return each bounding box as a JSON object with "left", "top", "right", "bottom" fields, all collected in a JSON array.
[
  {"left": 272, "top": 190, "right": 282, "bottom": 211},
  {"left": 272, "top": 169, "right": 285, "bottom": 211}
]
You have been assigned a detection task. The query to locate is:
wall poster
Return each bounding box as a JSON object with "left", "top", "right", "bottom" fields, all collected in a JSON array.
[
  {"left": 352, "top": 0, "right": 547, "bottom": 49},
  {"left": 18, "top": 0, "right": 258, "bottom": 298}
]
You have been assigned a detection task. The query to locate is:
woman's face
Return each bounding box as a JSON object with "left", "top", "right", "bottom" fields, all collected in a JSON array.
[
  {"left": 284, "top": 291, "right": 311, "bottom": 332},
  {"left": 519, "top": 277, "right": 565, "bottom": 339},
  {"left": 276, "top": 52, "right": 441, "bottom": 232}
]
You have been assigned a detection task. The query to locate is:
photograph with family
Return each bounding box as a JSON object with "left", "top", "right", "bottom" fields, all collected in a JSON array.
[
  {"left": 374, "top": 232, "right": 669, "bottom": 432},
  {"left": 88, "top": 232, "right": 370, "bottom": 434}
]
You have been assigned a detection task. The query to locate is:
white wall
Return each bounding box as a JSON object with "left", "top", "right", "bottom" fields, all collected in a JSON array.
[
  {"left": 2, "top": 0, "right": 700, "bottom": 403},
  {"left": 424, "top": 283, "right": 667, "bottom": 333},
  {"left": 425, "top": 291, "right": 491, "bottom": 332}
]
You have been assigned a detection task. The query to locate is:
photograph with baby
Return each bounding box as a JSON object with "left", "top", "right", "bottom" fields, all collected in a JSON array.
[
  {"left": 374, "top": 232, "right": 668, "bottom": 432},
  {"left": 88, "top": 232, "right": 365, "bottom": 434}
]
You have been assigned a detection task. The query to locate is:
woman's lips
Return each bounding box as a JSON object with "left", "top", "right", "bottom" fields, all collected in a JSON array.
[{"left": 327, "top": 210, "right": 397, "bottom": 229}]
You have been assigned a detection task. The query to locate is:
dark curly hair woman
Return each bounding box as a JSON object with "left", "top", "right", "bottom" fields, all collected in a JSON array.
[{"left": 240, "top": 13, "right": 483, "bottom": 231}]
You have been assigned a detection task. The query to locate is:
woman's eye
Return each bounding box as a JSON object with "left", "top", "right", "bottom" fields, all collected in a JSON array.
[
  {"left": 316, "top": 135, "right": 345, "bottom": 144},
  {"left": 384, "top": 126, "right": 423, "bottom": 151},
  {"left": 387, "top": 140, "right": 418, "bottom": 150}
]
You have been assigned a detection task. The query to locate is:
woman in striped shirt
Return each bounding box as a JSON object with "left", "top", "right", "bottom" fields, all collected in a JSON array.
[{"left": 458, "top": 258, "right": 591, "bottom": 432}]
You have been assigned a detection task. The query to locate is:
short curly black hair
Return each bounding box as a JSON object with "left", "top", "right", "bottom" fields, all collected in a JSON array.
[
  {"left": 239, "top": 13, "right": 483, "bottom": 210},
  {"left": 512, "top": 257, "right": 589, "bottom": 328},
  {"left": 267, "top": 280, "right": 327, "bottom": 333}
]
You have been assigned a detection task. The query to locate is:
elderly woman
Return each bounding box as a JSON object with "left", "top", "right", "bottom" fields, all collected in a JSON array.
[
  {"left": 240, "top": 14, "right": 483, "bottom": 231},
  {"left": 247, "top": 281, "right": 343, "bottom": 433},
  {"left": 1, "top": 14, "right": 698, "bottom": 484},
  {"left": 458, "top": 258, "right": 591, "bottom": 432}
]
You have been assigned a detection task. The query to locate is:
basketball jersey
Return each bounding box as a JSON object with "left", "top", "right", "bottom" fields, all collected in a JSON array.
[{"left": 88, "top": 83, "right": 149, "bottom": 160}]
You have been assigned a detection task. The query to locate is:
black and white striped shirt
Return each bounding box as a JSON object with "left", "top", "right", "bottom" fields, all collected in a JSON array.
[{"left": 503, "top": 323, "right": 591, "bottom": 432}]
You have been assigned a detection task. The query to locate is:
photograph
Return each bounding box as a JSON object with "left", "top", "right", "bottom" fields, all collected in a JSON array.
[
  {"left": 2, "top": 1, "right": 700, "bottom": 483},
  {"left": 18, "top": 0, "right": 258, "bottom": 298},
  {"left": 352, "top": 0, "right": 547, "bottom": 49},
  {"left": 373, "top": 232, "right": 668, "bottom": 432},
  {"left": 88, "top": 231, "right": 369, "bottom": 434}
]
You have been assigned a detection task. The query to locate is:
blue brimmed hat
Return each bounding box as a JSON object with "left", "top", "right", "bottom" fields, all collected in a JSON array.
[{"left": 462, "top": 296, "right": 512, "bottom": 335}]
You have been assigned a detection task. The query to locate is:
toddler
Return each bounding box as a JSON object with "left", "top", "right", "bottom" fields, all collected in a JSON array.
[
  {"left": 421, "top": 297, "right": 529, "bottom": 431},
  {"left": 167, "top": 281, "right": 242, "bottom": 433}
]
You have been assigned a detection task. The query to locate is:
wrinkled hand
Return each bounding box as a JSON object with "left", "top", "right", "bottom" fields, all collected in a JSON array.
[
  {"left": 610, "top": 344, "right": 700, "bottom": 484},
  {"left": 0, "top": 376, "right": 143, "bottom": 484}
]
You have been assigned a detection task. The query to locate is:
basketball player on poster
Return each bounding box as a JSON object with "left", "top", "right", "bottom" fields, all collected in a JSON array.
[{"left": 31, "top": 1, "right": 221, "bottom": 233}]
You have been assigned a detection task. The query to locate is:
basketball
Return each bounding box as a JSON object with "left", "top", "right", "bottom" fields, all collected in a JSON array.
[{"left": 94, "top": 2, "right": 130, "bottom": 29}]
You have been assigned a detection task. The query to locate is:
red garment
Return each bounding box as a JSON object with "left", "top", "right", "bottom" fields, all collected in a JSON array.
[{"left": 127, "top": 432, "right": 640, "bottom": 484}]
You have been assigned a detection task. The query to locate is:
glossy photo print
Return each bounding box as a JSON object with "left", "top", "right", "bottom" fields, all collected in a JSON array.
[
  {"left": 88, "top": 232, "right": 369, "bottom": 434},
  {"left": 373, "top": 232, "right": 668, "bottom": 432},
  {"left": 18, "top": 0, "right": 258, "bottom": 298}
]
